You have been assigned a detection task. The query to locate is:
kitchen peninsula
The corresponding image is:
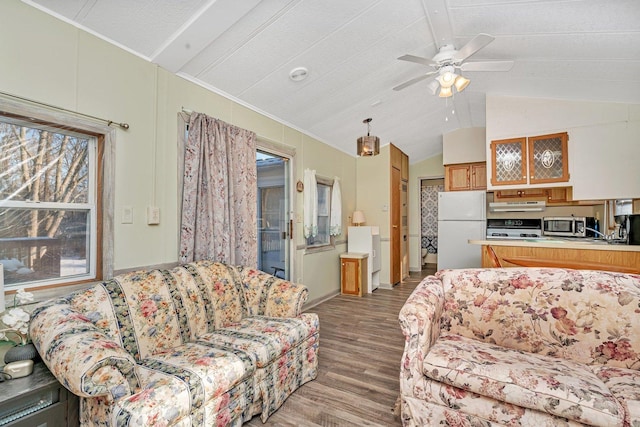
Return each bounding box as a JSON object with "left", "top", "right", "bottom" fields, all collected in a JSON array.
[{"left": 470, "top": 239, "right": 640, "bottom": 274}]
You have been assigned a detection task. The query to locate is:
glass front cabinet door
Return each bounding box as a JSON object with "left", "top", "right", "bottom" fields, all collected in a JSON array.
[
  {"left": 527, "top": 132, "right": 569, "bottom": 184},
  {"left": 491, "top": 137, "right": 527, "bottom": 186},
  {"left": 491, "top": 132, "right": 569, "bottom": 186}
]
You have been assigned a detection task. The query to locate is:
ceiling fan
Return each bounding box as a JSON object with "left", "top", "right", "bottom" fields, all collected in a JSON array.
[{"left": 393, "top": 33, "right": 514, "bottom": 97}]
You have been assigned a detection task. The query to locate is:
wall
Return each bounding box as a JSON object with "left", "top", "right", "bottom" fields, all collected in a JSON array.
[
  {"left": 0, "top": 0, "right": 355, "bottom": 304},
  {"left": 443, "top": 127, "right": 486, "bottom": 164},
  {"left": 486, "top": 95, "right": 640, "bottom": 200},
  {"left": 408, "top": 154, "right": 445, "bottom": 272},
  {"left": 355, "top": 146, "right": 391, "bottom": 285}
]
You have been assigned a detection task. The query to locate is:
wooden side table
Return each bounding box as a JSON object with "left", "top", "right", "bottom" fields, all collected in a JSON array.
[
  {"left": 340, "top": 252, "right": 368, "bottom": 296},
  {"left": 0, "top": 362, "right": 79, "bottom": 427}
]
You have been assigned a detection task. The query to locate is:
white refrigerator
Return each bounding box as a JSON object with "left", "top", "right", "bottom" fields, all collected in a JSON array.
[{"left": 437, "top": 190, "right": 486, "bottom": 270}]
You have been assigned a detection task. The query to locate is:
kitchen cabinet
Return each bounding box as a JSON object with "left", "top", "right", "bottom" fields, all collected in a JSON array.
[
  {"left": 493, "top": 186, "right": 573, "bottom": 205},
  {"left": 445, "top": 162, "right": 486, "bottom": 191},
  {"left": 340, "top": 253, "right": 368, "bottom": 296},
  {"left": 490, "top": 137, "right": 527, "bottom": 186},
  {"left": 479, "top": 243, "right": 640, "bottom": 274},
  {"left": 491, "top": 132, "right": 569, "bottom": 186}
]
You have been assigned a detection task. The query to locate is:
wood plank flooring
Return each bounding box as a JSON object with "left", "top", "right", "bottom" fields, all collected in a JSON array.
[{"left": 247, "top": 268, "right": 434, "bottom": 426}]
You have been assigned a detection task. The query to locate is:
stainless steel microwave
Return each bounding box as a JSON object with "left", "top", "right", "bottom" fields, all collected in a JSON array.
[{"left": 543, "top": 216, "right": 596, "bottom": 238}]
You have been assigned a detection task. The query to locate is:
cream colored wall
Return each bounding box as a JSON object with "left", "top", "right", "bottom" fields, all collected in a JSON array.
[
  {"left": 355, "top": 146, "right": 391, "bottom": 285},
  {"left": 408, "top": 154, "right": 445, "bottom": 272},
  {"left": 442, "top": 127, "right": 486, "bottom": 164},
  {"left": 486, "top": 95, "right": 640, "bottom": 200},
  {"left": 0, "top": 0, "right": 355, "bottom": 303}
]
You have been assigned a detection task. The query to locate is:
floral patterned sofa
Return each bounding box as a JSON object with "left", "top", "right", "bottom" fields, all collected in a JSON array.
[
  {"left": 29, "top": 261, "right": 319, "bottom": 426},
  {"left": 399, "top": 268, "right": 640, "bottom": 426}
]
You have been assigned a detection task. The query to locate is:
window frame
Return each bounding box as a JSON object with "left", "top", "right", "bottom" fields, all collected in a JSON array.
[
  {"left": 305, "top": 175, "right": 335, "bottom": 251},
  {"left": 0, "top": 100, "right": 113, "bottom": 292}
]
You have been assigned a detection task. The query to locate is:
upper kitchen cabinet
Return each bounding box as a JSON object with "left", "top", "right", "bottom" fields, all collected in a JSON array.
[
  {"left": 491, "top": 132, "right": 569, "bottom": 187},
  {"left": 490, "top": 137, "right": 527, "bottom": 186},
  {"left": 445, "top": 162, "right": 486, "bottom": 191},
  {"left": 528, "top": 132, "right": 569, "bottom": 184},
  {"left": 486, "top": 96, "right": 640, "bottom": 200}
]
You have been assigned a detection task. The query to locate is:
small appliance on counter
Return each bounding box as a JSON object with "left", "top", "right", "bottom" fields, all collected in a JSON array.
[
  {"left": 542, "top": 216, "right": 596, "bottom": 238},
  {"left": 613, "top": 215, "right": 629, "bottom": 243},
  {"left": 628, "top": 214, "right": 640, "bottom": 245},
  {"left": 486, "top": 218, "right": 542, "bottom": 239}
]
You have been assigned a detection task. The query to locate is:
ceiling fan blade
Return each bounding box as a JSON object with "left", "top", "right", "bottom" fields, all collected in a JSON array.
[
  {"left": 453, "top": 33, "right": 495, "bottom": 62},
  {"left": 398, "top": 54, "right": 437, "bottom": 67},
  {"left": 460, "top": 60, "right": 514, "bottom": 72},
  {"left": 392, "top": 73, "right": 436, "bottom": 91}
]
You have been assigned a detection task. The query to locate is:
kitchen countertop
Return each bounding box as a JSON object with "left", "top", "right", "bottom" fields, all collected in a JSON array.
[{"left": 469, "top": 238, "right": 640, "bottom": 252}]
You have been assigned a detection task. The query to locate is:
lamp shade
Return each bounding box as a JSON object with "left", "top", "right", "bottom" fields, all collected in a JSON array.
[
  {"left": 438, "top": 86, "right": 453, "bottom": 98},
  {"left": 454, "top": 75, "right": 470, "bottom": 92},
  {"left": 352, "top": 210, "right": 366, "bottom": 225},
  {"left": 357, "top": 135, "right": 380, "bottom": 156}
]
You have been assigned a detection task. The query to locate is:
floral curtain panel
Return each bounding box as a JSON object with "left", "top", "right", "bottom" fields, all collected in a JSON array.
[{"left": 179, "top": 112, "right": 257, "bottom": 266}]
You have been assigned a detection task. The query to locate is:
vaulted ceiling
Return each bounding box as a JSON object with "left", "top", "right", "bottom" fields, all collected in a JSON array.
[{"left": 24, "top": 0, "right": 640, "bottom": 163}]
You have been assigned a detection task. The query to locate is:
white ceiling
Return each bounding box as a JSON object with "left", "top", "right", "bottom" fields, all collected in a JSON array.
[{"left": 24, "top": 0, "right": 640, "bottom": 163}]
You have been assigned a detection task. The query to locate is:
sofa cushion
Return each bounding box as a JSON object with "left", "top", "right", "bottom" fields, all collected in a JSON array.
[
  {"left": 591, "top": 366, "right": 640, "bottom": 426},
  {"left": 197, "top": 314, "right": 319, "bottom": 368},
  {"left": 423, "top": 333, "right": 625, "bottom": 426},
  {"left": 439, "top": 268, "right": 640, "bottom": 368}
]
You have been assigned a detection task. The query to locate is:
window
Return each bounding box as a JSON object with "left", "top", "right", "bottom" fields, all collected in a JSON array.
[
  {"left": 0, "top": 112, "right": 103, "bottom": 290},
  {"left": 306, "top": 176, "right": 334, "bottom": 249}
]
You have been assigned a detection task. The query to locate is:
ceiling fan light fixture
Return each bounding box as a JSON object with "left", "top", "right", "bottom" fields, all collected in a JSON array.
[
  {"left": 454, "top": 75, "right": 470, "bottom": 92},
  {"left": 439, "top": 86, "right": 453, "bottom": 98},
  {"left": 357, "top": 118, "right": 380, "bottom": 156},
  {"left": 427, "top": 79, "right": 439, "bottom": 95}
]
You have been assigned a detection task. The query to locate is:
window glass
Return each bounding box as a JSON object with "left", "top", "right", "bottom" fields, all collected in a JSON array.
[{"left": 0, "top": 115, "right": 98, "bottom": 289}]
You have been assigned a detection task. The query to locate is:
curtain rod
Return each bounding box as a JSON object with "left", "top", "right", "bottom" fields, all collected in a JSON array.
[
  {"left": 181, "top": 107, "right": 193, "bottom": 115},
  {"left": 0, "top": 90, "right": 130, "bottom": 130}
]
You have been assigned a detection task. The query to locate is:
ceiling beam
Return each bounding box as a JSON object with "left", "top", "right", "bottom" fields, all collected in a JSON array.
[{"left": 151, "top": 0, "right": 261, "bottom": 73}]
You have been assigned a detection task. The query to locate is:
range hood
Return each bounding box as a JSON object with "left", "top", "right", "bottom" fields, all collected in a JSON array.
[{"left": 489, "top": 201, "right": 546, "bottom": 212}]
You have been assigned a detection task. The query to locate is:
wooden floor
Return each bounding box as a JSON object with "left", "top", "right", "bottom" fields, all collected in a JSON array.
[{"left": 247, "top": 267, "right": 434, "bottom": 426}]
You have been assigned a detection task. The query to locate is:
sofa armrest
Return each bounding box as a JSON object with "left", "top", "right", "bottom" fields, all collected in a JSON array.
[
  {"left": 234, "top": 266, "right": 309, "bottom": 317},
  {"left": 30, "top": 301, "right": 139, "bottom": 399},
  {"left": 398, "top": 275, "right": 445, "bottom": 381},
  {"left": 263, "top": 279, "right": 308, "bottom": 317}
]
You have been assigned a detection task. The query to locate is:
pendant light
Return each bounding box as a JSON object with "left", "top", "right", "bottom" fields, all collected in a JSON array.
[{"left": 357, "top": 118, "right": 380, "bottom": 156}]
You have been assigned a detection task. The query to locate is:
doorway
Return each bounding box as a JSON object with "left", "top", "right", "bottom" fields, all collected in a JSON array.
[
  {"left": 256, "top": 150, "right": 291, "bottom": 279},
  {"left": 420, "top": 178, "right": 444, "bottom": 267}
]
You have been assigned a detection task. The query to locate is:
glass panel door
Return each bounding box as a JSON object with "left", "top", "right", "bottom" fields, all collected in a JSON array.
[{"left": 256, "top": 150, "right": 290, "bottom": 279}]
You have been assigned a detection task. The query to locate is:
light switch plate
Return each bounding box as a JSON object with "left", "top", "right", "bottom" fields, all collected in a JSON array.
[
  {"left": 122, "top": 206, "right": 133, "bottom": 224},
  {"left": 147, "top": 206, "right": 160, "bottom": 225}
]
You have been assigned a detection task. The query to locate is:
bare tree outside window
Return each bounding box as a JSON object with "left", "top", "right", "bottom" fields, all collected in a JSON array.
[{"left": 0, "top": 115, "right": 97, "bottom": 287}]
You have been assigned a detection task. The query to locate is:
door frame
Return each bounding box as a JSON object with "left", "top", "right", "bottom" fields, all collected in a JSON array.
[
  {"left": 257, "top": 138, "right": 296, "bottom": 281},
  {"left": 415, "top": 174, "right": 445, "bottom": 272}
]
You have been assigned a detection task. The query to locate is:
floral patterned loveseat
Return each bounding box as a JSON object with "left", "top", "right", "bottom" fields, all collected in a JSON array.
[
  {"left": 29, "top": 261, "right": 319, "bottom": 426},
  {"left": 399, "top": 268, "right": 640, "bottom": 426}
]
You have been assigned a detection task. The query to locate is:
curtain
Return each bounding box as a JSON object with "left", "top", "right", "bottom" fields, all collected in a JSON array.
[
  {"left": 303, "top": 168, "right": 317, "bottom": 238},
  {"left": 329, "top": 176, "right": 342, "bottom": 236},
  {"left": 179, "top": 112, "right": 257, "bottom": 266}
]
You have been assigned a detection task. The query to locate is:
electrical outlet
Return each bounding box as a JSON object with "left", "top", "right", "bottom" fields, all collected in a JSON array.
[
  {"left": 122, "top": 206, "right": 133, "bottom": 224},
  {"left": 147, "top": 206, "right": 160, "bottom": 225}
]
